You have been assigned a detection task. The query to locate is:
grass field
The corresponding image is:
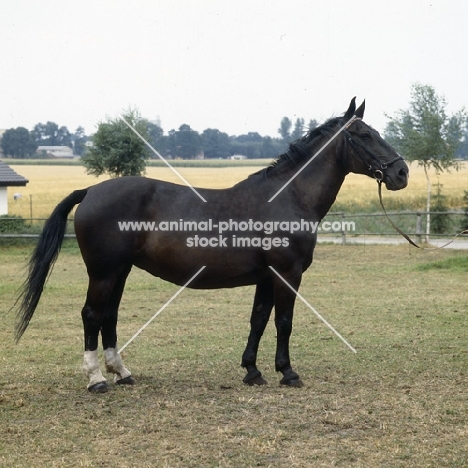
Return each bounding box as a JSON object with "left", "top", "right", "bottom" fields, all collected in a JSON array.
[
  {"left": 0, "top": 243, "right": 467, "bottom": 467},
  {"left": 5, "top": 160, "right": 468, "bottom": 220}
]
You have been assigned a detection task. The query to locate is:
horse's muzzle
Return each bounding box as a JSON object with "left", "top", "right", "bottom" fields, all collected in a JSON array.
[{"left": 384, "top": 160, "right": 409, "bottom": 191}]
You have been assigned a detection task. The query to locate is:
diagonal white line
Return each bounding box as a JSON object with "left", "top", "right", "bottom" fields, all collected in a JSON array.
[
  {"left": 118, "top": 266, "right": 206, "bottom": 353},
  {"left": 268, "top": 266, "right": 357, "bottom": 353},
  {"left": 119, "top": 116, "right": 207, "bottom": 203},
  {"left": 268, "top": 115, "right": 359, "bottom": 203}
]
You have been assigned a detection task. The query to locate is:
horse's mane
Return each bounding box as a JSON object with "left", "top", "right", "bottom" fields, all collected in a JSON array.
[{"left": 251, "top": 116, "right": 344, "bottom": 179}]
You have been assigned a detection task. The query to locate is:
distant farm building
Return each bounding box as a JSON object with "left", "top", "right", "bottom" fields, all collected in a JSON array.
[
  {"left": 0, "top": 161, "right": 29, "bottom": 215},
  {"left": 37, "top": 145, "right": 75, "bottom": 158}
]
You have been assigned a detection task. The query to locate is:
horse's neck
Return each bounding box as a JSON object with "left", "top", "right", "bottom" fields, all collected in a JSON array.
[
  {"left": 237, "top": 138, "right": 347, "bottom": 218},
  {"left": 290, "top": 152, "right": 347, "bottom": 221}
]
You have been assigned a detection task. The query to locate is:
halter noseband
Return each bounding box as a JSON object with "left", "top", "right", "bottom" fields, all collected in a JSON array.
[{"left": 343, "top": 117, "right": 404, "bottom": 182}]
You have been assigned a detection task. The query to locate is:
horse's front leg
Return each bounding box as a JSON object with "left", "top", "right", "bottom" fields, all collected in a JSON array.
[
  {"left": 241, "top": 279, "right": 274, "bottom": 385},
  {"left": 273, "top": 272, "right": 304, "bottom": 387}
]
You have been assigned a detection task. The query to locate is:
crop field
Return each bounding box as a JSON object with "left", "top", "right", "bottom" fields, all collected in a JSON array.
[
  {"left": 5, "top": 160, "right": 468, "bottom": 220},
  {"left": 0, "top": 243, "right": 467, "bottom": 466}
]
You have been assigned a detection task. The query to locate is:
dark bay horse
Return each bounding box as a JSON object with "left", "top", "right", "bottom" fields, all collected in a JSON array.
[{"left": 15, "top": 98, "right": 409, "bottom": 392}]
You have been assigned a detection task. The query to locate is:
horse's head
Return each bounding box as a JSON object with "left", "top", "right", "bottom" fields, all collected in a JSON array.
[{"left": 342, "top": 98, "right": 409, "bottom": 191}]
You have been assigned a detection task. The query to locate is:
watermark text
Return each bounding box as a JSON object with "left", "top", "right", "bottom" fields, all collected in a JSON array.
[{"left": 117, "top": 218, "right": 355, "bottom": 250}]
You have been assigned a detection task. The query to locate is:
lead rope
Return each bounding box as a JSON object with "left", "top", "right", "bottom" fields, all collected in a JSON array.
[{"left": 377, "top": 179, "right": 467, "bottom": 250}]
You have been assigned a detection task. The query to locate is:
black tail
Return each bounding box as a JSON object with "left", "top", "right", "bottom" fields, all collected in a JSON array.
[{"left": 14, "top": 188, "right": 89, "bottom": 342}]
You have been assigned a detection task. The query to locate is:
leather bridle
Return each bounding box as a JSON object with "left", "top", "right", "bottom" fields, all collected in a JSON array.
[{"left": 342, "top": 117, "right": 404, "bottom": 182}]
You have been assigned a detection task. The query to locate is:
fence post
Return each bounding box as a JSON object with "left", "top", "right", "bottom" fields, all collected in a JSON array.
[
  {"left": 416, "top": 212, "right": 422, "bottom": 244},
  {"left": 341, "top": 213, "right": 346, "bottom": 245}
]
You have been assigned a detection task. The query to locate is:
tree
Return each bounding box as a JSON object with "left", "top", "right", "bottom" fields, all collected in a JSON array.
[
  {"left": 230, "top": 132, "right": 264, "bottom": 159},
  {"left": 456, "top": 120, "right": 468, "bottom": 160},
  {"left": 146, "top": 121, "right": 167, "bottom": 157},
  {"left": 278, "top": 117, "right": 292, "bottom": 142},
  {"left": 0, "top": 127, "right": 37, "bottom": 158},
  {"left": 202, "top": 128, "right": 230, "bottom": 159},
  {"left": 72, "top": 126, "right": 88, "bottom": 156},
  {"left": 308, "top": 119, "right": 318, "bottom": 132},
  {"left": 167, "top": 124, "right": 202, "bottom": 159},
  {"left": 385, "top": 83, "right": 466, "bottom": 241},
  {"left": 279, "top": 116, "right": 316, "bottom": 143},
  {"left": 57, "top": 126, "right": 72, "bottom": 147},
  {"left": 262, "top": 136, "right": 284, "bottom": 159},
  {"left": 82, "top": 109, "right": 150, "bottom": 177},
  {"left": 431, "top": 180, "right": 450, "bottom": 234},
  {"left": 32, "top": 121, "right": 72, "bottom": 147},
  {"left": 290, "top": 118, "right": 305, "bottom": 141},
  {"left": 461, "top": 191, "right": 468, "bottom": 233}
]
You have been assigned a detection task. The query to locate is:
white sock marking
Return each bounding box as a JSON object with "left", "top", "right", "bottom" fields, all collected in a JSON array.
[
  {"left": 83, "top": 350, "right": 106, "bottom": 388},
  {"left": 104, "top": 348, "right": 132, "bottom": 382}
]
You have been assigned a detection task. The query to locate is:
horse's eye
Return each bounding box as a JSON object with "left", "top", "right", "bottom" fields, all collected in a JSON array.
[{"left": 360, "top": 132, "right": 372, "bottom": 140}]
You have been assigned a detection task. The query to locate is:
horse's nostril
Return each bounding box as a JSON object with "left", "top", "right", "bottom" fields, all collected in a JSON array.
[{"left": 399, "top": 168, "right": 408, "bottom": 178}]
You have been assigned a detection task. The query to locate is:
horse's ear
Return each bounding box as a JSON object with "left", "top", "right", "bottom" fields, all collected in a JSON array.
[
  {"left": 355, "top": 100, "right": 365, "bottom": 119},
  {"left": 344, "top": 97, "right": 356, "bottom": 121}
]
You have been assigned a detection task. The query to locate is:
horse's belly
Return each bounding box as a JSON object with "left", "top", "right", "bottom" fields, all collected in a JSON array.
[{"left": 134, "top": 243, "right": 265, "bottom": 289}]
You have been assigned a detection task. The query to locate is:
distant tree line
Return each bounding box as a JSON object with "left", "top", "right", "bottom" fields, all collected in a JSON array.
[
  {"left": 2, "top": 102, "right": 467, "bottom": 163},
  {"left": 0, "top": 115, "right": 319, "bottom": 160},
  {"left": 0, "top": 122, "right": 88, "bottom": 158},
  {"left": 117, "top": 116, "right": 319, "bottom": 161}
]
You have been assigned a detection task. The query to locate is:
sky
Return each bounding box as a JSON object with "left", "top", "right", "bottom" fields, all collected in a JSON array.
[{"left": 1, "top": 0, "right": 467, "bottom": 138}]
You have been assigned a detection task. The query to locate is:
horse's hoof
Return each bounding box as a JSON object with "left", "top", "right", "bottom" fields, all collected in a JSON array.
[
  {"left": 247, "top": 375, "right": 268, "bottom": 386},
  {"left": 243, "top": 370, "right": 268, "bottom": 386},
  {"left": 280, "top": 377, "right": 304, "bottom": 388},
  {"left": 88, "top": 381, "right": 110, "bottom": 393},
  {"left": 116, "top": 375, "right": 135, "bottom": 385}
]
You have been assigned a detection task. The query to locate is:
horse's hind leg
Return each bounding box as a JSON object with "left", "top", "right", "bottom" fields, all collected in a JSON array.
[
  {"left": 101, "top": 266, "right": 134, "bottom": 386},
  {"left": 81, "top": 266, "right": 132, "bottom": 392},
  {"left": 81, "top": 279, "right": 110, "bottom": 393},
  {"left": 241, "top": 279, "right": 274, "bottom": 385}
]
